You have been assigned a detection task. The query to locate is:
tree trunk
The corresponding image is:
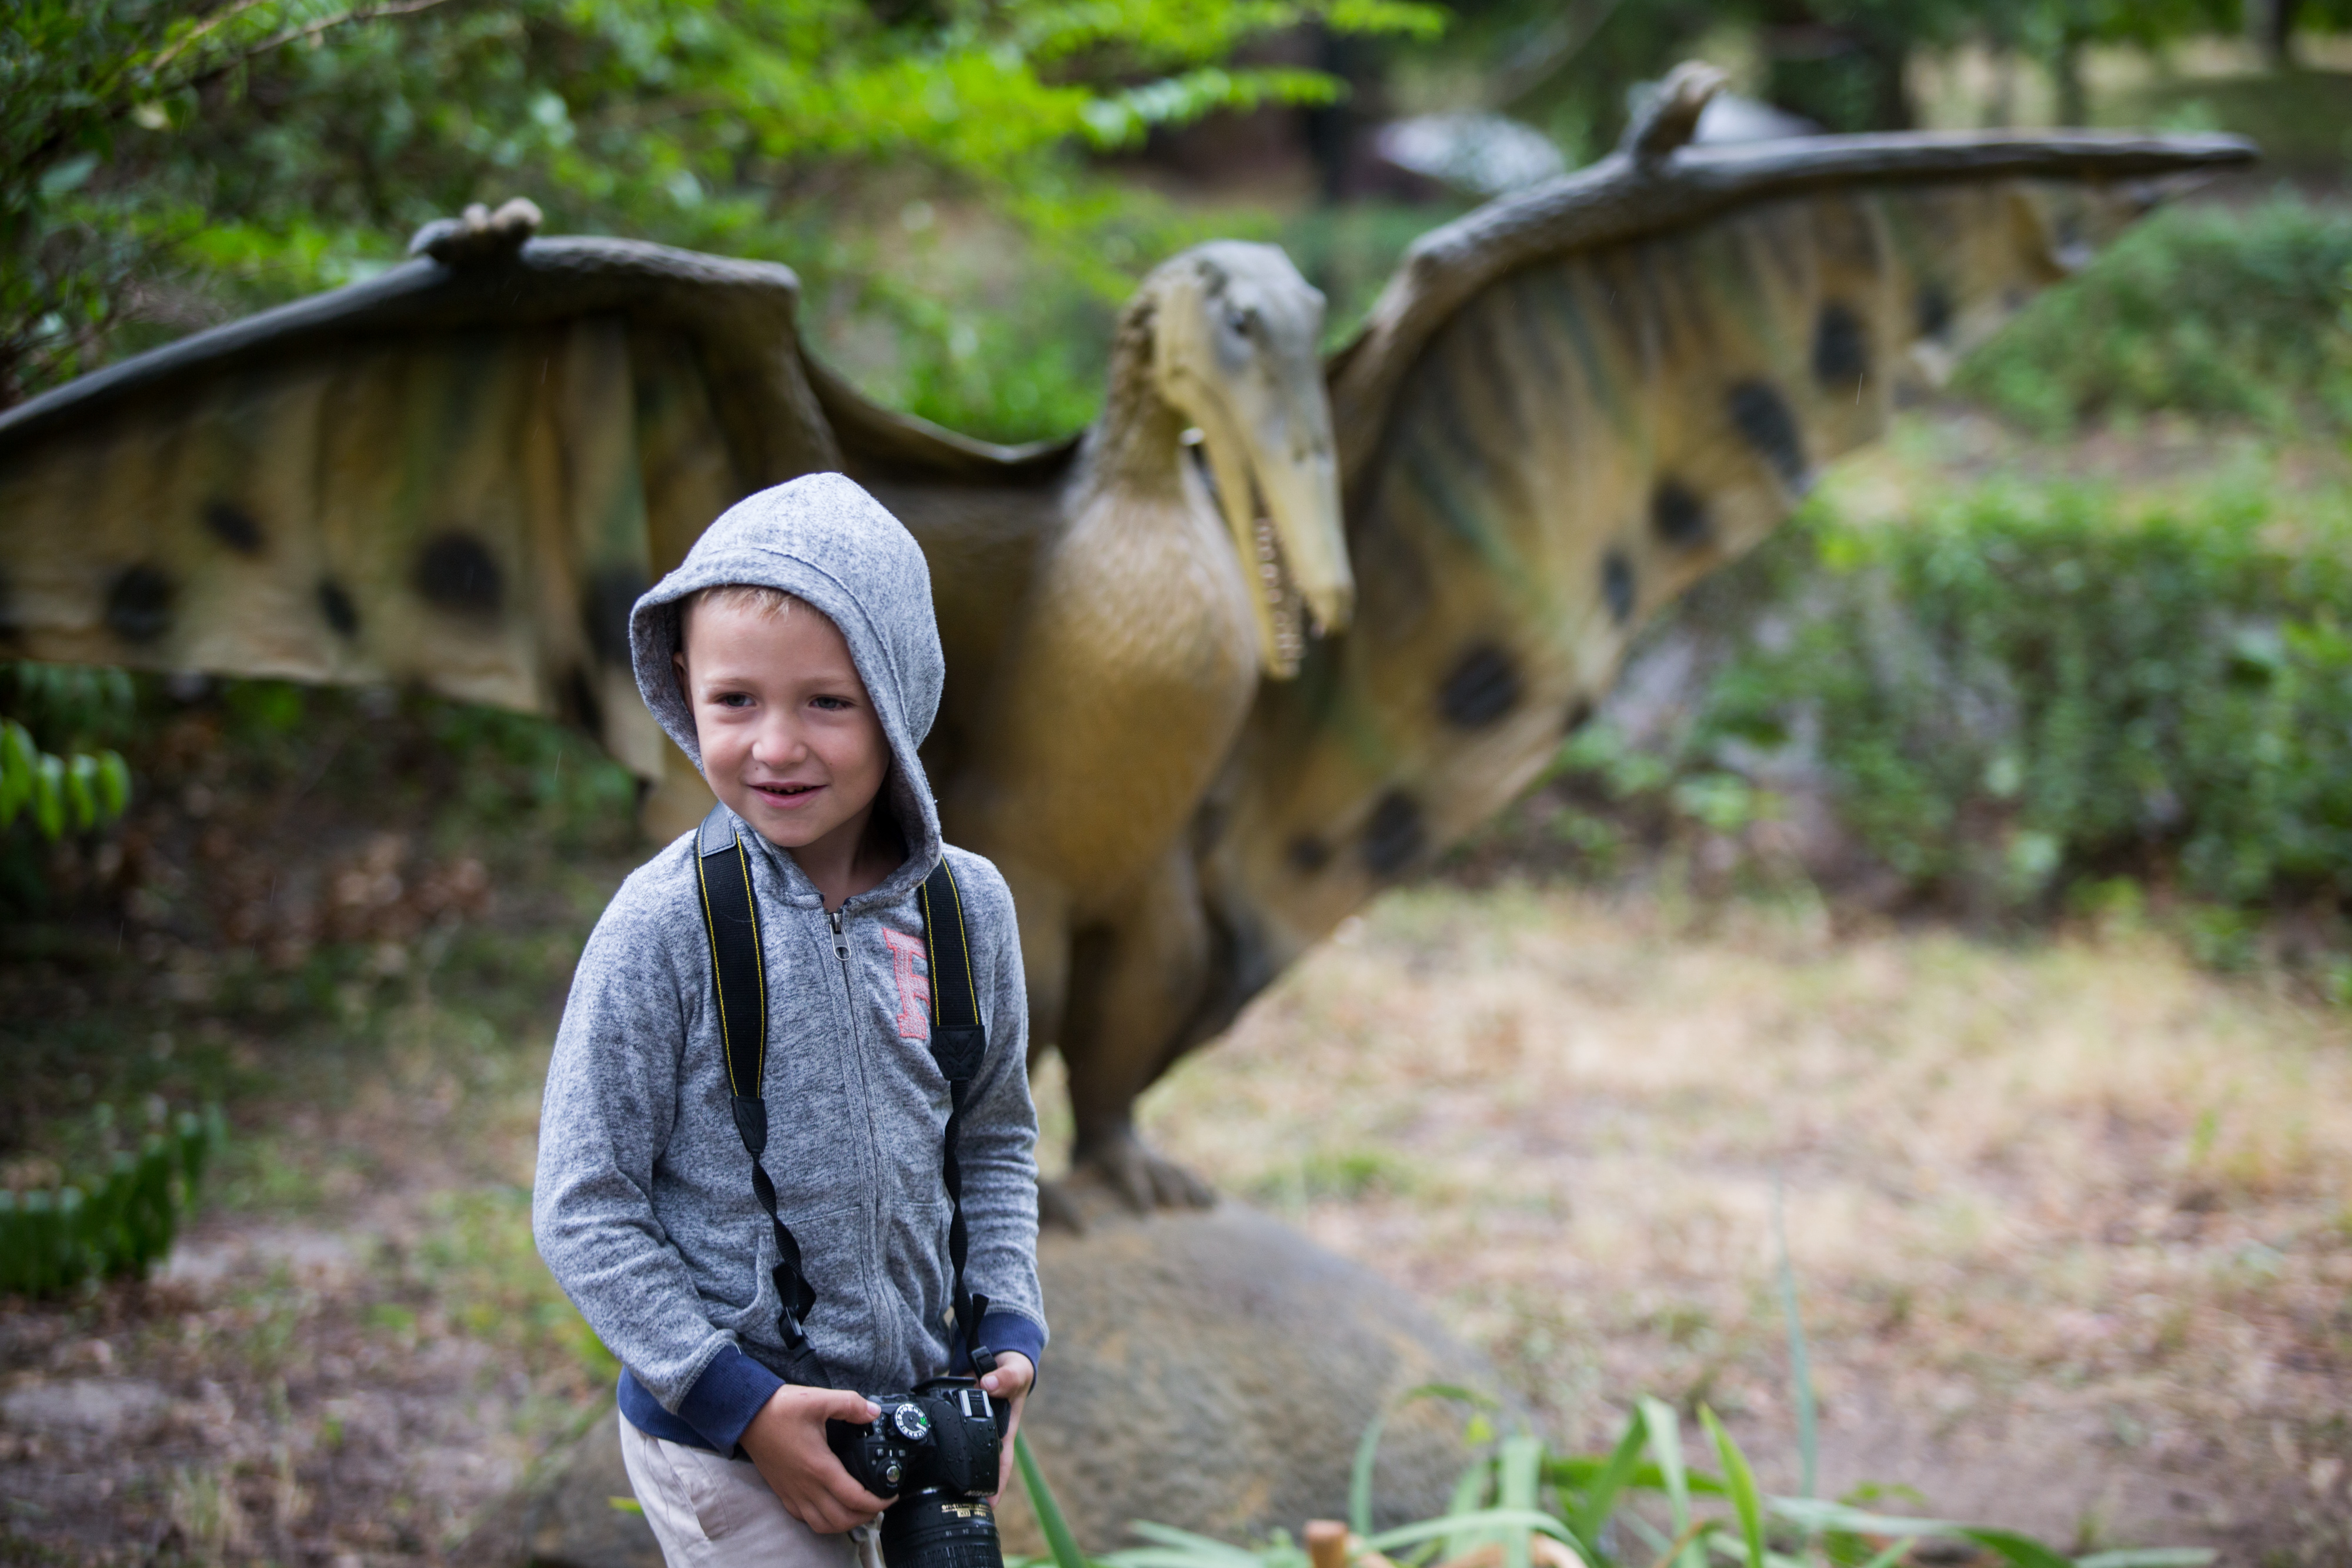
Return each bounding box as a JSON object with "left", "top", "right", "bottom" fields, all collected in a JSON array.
[
  {"left": 2052, "top": 35, "right": 2087, "bottom": 128},
  {"left": 2248, "top": 0, "right": 2301, "bottom": 70}
]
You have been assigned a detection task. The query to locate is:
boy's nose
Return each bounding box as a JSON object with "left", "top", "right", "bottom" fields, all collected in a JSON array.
[{"left": 751, "top": 716, "right": 813, "bottom": 767}]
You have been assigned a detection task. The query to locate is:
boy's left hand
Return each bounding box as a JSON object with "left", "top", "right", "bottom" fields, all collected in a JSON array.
[{"left": 980, "top": 1352, "right": 1034, "bottom": 1499}]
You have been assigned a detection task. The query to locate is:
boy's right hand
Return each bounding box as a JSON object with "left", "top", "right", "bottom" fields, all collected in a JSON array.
[{"left": 739, "top": 1386, "right": 894, "bottom": 1533}]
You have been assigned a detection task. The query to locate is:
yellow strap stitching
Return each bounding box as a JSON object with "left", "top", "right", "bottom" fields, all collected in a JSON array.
[
  {"left": 939, "top": 858, "right": 980, "bottom": 1025},
  {"left": 919, "top": 878, "right": 943, "bottom": 1027},
  {"left": 735, "top": 834, "right": 766, "bottom": 1086},
  {"left": 694, "top": 848, "right": 738, "bottom": 1096}
]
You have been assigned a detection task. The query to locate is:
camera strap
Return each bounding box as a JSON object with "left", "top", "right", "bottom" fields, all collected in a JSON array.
[
  {"left": 695, "top": 806, "right": 831, "bottom": 1389},
  {"left": 692, "top": 804, "right": 997, "bottom": 1390},
  {"left": 915, "top": 853, "right": 998, "bottom": 1380}
]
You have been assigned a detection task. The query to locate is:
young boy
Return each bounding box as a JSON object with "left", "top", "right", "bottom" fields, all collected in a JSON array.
[{"left": 533, "top": 473, "right": 1045, "bottom": 1567}]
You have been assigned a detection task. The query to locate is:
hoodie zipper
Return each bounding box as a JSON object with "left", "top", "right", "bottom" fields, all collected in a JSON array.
[{"left": 829, "top": 907, "right": 850, "bottom": 982}]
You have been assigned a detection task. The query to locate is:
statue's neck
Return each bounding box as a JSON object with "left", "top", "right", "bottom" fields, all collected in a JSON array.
[{"left": 1077, "top": 325, "right": 1191, "bottom": 503}]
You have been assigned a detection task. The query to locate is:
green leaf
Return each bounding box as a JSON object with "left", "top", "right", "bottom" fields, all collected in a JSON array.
[
  {"left": 32, "top": 753, "right": 65, "bottom": 841},
  {"left": 1361, "top": 1509, "right": 1577, "bottom": 1556},
  {"left": 1955, "top": 1530, "right": 2074, "bottom": 1568},
  {"left": 1017, "top": 1431, "right": 1093, "bottom": 1568},
  {"left": 1699, "top": 1408, "right": 1763, "bottom": 1568},
  {"left": 1563, "top": 1410, "right": 1648, "bottom": 1554},
  {"left": 38, "top": 153, "right": 99, "bottom": 196},
  {"left": 606, "top": 1496, "right": 644, "bottom": 1514},
  {"left": 1438, "top": 1453, "right": 1492, "bottom": 1563},
  {"left": 95, "top": 750, "right": 130, "bottom": 818},
  {"left": 1639, "top": 1399, "right": 1700, "bottom": 1568},
  {"left": 64, "top": 752, "right": 97, "bottom": 832},
  {"left": 1351, "top": 1384, "right": 1495, "bottom": 1539},
  {"left": 1498, "top": 1433, "right": 1542, "bottom": 1568},
  {"left": 0, "top": 720, "right": 28, "bottom": 827}
]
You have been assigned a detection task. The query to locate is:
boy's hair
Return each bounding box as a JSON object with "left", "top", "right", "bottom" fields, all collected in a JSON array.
[{"left": 680, "top": 584, "right": 804, "bottom": 642}]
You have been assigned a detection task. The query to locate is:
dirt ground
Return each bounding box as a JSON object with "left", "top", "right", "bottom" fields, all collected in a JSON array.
[
  {"left": 1137, "top": 884, "right": 2352, "bottom": 1562},
  {"left": 11, "top": 866, "right": 2348, "bottom": 1564}
]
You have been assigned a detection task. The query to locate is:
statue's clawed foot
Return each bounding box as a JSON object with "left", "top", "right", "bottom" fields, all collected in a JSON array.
[{"left": 1077, "top": 1126, "right": 1217, "bottom": 1213}]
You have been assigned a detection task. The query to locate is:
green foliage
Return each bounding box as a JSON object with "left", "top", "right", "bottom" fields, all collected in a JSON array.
[
  {"left": 1959, "top": 199, "right": 2352, "bottom": 433},
  {"left": 1, "top": 663, "right": 134, "bottom": 845},
  {"left": 1563, "top": 475, "right": 2352, "bottom": 920},
  {"left": 0, "top": 1102, "right": 223, "bottom": 1297},
  {"left": 0, "top": 0, "right": 1442, "bottom": 423},
  {"left": 1005, "top": 1396, "right": 2208, "bottom": 1568}
]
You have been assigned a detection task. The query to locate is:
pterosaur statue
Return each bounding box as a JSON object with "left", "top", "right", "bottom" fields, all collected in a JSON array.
[
  {"left": 0, "top": 64, "right": 2251, "bottom": 1207},
  {"left": 0, "top": 210, "right": 1351, "bottom": 1219}
]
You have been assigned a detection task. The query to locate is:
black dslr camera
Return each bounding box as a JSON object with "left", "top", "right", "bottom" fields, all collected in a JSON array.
[{"left": 827, "top": 1378, "right": 1007, "bottom": 1568}]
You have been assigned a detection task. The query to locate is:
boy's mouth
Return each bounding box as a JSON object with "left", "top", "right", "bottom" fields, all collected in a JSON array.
[{"left": 749, "top": 780, "right": 824, "bottom": 807}]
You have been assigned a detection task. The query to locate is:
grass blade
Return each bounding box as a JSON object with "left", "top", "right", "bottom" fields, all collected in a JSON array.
[
  {"left": 2074, "top": 1554, "right": 2218, "bottom": 1568},
  {"left": 1773, "top": 1175, "right": 1816, "bottom": 1502},
  {"left": 1352, "top": 1384, "right": 1498, "bottom": 1538},
  {"left": 1016, "top": 1431, "right": 1092, "bottom": 1568},
  {"left": 1853, "top": 1539, "right": 1919, "bottom": 1568},
  {"left": 1955, "top": 1530, "right": 2073, "bottom": 1568},
  {"left": 1499, "top": 1433, "right": 1542, "bottom": 1568},
  {"left": 1362, "top": 1509, "right": 1578, "bottom": 1555},
  {"left": 1638, "top": 1399, "right": 1690, "bottom": 1532},
  {"left": 1698, "top": 1408, "right": 1763, "bottom": 1568},
  {"left": 1568, "top": 1413, "right": 1649, "bottom": 1558},
  {"left": 1439, "top": 1453, "right": 1494, "bottom": 1564}
]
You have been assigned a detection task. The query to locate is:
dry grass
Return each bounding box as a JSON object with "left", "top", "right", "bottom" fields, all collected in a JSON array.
[{"left": 1134, "top": 883, "right": 2352, "bottom": 1559}]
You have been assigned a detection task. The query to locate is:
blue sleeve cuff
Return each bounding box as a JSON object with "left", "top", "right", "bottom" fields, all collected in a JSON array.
[
  {"left": 677, "top": 1343, "right": 786, "bottom": 1453},
  {"left": 979, "top": 1310, "right": 1045, "bottom": 1380}
]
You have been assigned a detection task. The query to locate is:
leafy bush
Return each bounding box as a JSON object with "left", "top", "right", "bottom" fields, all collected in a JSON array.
[
  {"left": 1546, "top": 479, "right": 2352, "bottom": 919},
  {"left": 1957, "top": 198, "right": 2352, "bottom": 433},
  {"left": 0, "top": 1102, "right": 223, "bottom": 1297}
]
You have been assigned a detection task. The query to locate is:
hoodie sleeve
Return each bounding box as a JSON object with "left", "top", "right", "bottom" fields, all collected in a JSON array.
[
  {"left": 533, "top": 868, "right": 757, "bottom": 1425},
  {"left": 946, "top": 851, "right": 1048, "bottom": 1368}
]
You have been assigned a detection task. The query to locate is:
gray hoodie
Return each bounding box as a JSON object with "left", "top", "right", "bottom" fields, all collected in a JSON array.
[{"left": 532, "top": 473, "right": 1045, "bottom": 1456}]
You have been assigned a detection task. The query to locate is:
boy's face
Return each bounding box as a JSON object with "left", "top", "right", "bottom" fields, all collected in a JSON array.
[{"left": 674, "top": 597, "right": 891, "bottom": 855}]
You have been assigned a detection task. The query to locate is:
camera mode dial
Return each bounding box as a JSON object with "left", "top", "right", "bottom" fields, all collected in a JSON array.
[{"left": 892, "top": 1404, "right": 931, "bottom": 1442}]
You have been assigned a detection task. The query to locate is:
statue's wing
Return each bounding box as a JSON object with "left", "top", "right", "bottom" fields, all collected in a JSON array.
[
  {"left": 0, "top": 235, "right": 854, "bottom": 778},
  {"left": 1193, "top": 98, "right": 2254, "bottom": 1019}
]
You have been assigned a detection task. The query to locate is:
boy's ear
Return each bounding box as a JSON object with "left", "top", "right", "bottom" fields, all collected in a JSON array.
[{"left": 671, "top": 648, "right": 689, "bottom": 695}]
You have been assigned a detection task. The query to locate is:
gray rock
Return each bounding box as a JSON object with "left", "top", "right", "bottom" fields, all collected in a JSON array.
[
  {"left": 460, "top": 1199, "right": 1495, "bottom": 1567},
  {"left": 999, "top": 1193, "right": 1494, "bottom": 1555}
]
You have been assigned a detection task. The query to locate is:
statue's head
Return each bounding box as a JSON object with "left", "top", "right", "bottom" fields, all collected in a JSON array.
[{"left": 1142, "top": 240, "right": 1353, "bottom": 676}]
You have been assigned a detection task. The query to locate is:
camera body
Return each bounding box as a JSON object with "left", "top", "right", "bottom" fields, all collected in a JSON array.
[{"left": 828, "top": 1378, "right": 1006, "bottom": 1568}]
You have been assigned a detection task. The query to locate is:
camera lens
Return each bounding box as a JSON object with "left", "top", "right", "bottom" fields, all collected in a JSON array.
[{"left": 878, "top": 1487, "right": 1004, "bottom": 1568}]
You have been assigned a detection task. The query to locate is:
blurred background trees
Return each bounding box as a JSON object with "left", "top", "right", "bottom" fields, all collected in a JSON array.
[{"left": 5, "top": 0, "right": 2344, "bottom": 433}]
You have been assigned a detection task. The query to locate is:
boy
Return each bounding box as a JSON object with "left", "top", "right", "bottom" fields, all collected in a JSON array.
[{"left": 534, "top": 473, "right": 1045, "bottom": 1567}]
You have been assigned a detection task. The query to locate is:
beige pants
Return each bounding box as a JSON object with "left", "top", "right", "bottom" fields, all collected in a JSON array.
[{"left": 619, "top": 1410, "right": 885, "bottom": 1568}]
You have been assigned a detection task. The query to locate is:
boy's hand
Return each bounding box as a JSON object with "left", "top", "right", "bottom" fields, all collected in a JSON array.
[
  {"left": 739, "top": 1386, "right": 894, "bottom": 1534},
  {"left": 980, "top": 1352, "right": 1035, "bottom": 1499}
]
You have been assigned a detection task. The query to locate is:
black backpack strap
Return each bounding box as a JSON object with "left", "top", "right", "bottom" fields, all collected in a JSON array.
[
  {"left": 693, "top": 805, "right": 830, "bottom": 1389},
  {"left": 917, "top": 856, "right": 997, "bottom": 1377}
]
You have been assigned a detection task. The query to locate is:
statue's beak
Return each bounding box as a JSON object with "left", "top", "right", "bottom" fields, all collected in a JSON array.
[{"left": 1194, "top": 379, "right": 1353, "bottom": 677}]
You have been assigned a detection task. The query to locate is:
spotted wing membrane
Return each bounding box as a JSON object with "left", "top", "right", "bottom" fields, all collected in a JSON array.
[
  {"left": 0, "top": 242, "right": 840, "bottom": 780},
  {"left": 1194, "top": 133, "right": 2252, "bottom": 1021}
]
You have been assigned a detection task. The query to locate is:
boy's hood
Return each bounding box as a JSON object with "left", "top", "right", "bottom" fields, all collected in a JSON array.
[{"left": 629, "top": 472, "right": 945, "bottom": 888}]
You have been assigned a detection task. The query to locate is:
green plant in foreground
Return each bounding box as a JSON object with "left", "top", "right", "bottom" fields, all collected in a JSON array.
[
  {"left": 1012, "top": 1397, "right": 2211, "bottom": 1568},
  {"left": 0, "top": 1104, "right": 223, "bottom": 1298}
]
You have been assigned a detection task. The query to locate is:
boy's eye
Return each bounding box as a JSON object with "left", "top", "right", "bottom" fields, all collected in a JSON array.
[
  {"left": 810, "top": 695, "right": 853, "bottom": 712},
  {"left": 715, "top": 692, "right": 755, "bottom": 709}
]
